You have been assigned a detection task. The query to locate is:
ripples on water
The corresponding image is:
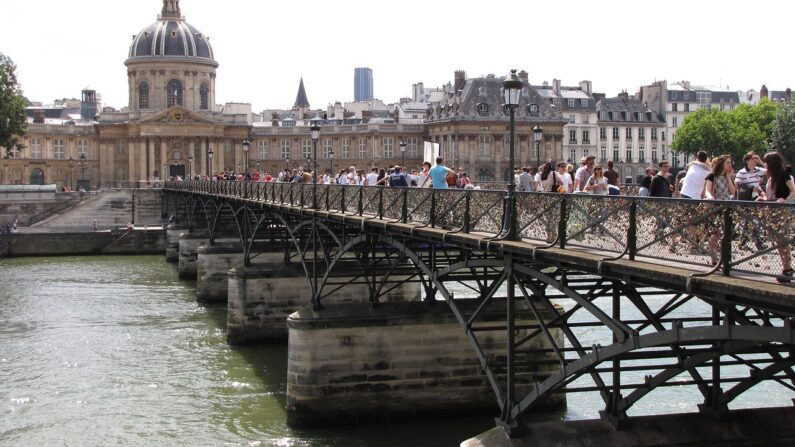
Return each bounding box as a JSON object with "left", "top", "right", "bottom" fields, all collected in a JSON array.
[{"left": 0, "top": 256, "right": 492, "bottom": 447}]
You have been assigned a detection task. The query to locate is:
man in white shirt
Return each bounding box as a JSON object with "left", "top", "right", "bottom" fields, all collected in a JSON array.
[
  {"left": 735, "top": 152, "right": 766, "bottom": 200},
  {"left": 366, "top": 168, "right": 379, "bottom": 186},
  {"left": 680, "top": 150, "right": 710, "bottom": 199},
  {"left": 557, "top": 162, "right": 573, "bottom": 193},
  {"left": 574, "top": 155, "right": 595, "bottom": 192}
]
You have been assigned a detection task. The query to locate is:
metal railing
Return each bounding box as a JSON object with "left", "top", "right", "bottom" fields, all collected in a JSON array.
[{"left": 166, "top": 181, "right": 795, "bottom": 284}]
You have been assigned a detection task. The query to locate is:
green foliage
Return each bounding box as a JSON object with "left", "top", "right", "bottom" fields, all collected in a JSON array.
[
  {"left": 0, "top": 52, "right": 28, "bottom": 158},
  {"left": 672, "top": 99, "right": 779, "bottom": 161},
  {"left": 771, "top": 99, "right": 795, "bottom": 163}
]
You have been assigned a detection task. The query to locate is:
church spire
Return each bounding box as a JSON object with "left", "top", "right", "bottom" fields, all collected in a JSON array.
[
  {"left": 294, "top": 77, "right": 310, "bottom": 110},
  {"left": 161, "top": 0, "right": 182, "bottom": 20}
]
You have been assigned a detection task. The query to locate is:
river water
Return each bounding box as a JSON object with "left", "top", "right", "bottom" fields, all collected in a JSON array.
[{"left": 0, "top": 256, "right": 790, "bottom": 446}]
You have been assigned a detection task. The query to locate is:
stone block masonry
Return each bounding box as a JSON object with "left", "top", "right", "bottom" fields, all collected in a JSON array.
[
  {"left": 286, "top": 301, "right": 564, "bottom": 425},
  {"left": 177, "top": 230, "right": 210, "bottom": 279}
]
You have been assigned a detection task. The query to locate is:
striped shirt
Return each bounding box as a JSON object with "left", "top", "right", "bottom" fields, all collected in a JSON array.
[{"left": 735, "top": 167, "right": 766, "bottom": 188}]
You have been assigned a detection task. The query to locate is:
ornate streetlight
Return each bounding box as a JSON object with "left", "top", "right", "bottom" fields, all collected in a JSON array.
[
  {"left": 188, "top": 154, "right": 193, "bottom": 178},
  {"left": 310, "top": 119, "right": 321, "bottom": 208},
  {"left": 400, "top": 139, "right": 407, "bottom": 167},
  {"left": 242, "top": 138, "right": 250, "bottom": 176},
  {"left": 69, "top": 156, "right": 74, "bottom": 190},
  {"left": 329, "top": 148, "right": 335, "bottom": 183},
  {"left": 309, "top": 118, "right": 321, "bottom": 311},
  {"left": 79, "top": 153, "right": 86, "bottom": 184},
  {"left": 285, "top": 155, "right": 290, "bottom": 172},
  {"left": 208, "top": 148, "right": 214, "bottom": 176},
  {"left": 533, "top": 124, "right": 544, "bottom": 172},
  {"left": 502, "top": 69, "right": 523, "bottom": 241}
]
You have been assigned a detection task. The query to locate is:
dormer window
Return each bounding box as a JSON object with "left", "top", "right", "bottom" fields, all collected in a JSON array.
[
  {"left": 527, "top": 104, "right": 539, "bottom": 115},
  {"left": 477, "top": 103, "right": 489, "bottom": 116},
  {"left": 567, "top": 99, "right": 575, "bottom": 109},
  {"left": 599, "top": 111, "right": 606, "bottom": 120},
  {"left": 580, "top": 99, "right": 588, "bottom": 108}
]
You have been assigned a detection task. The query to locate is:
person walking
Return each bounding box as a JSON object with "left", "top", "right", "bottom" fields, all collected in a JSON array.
[
  {"left": 604, "top": 160, "right": 620, "bottom": 187},
  {"left": 649, "top": 161, "right": 673, "bottom": 198},
  {"left": 758, "top": 152, "right": 795, "bottom": 282}
]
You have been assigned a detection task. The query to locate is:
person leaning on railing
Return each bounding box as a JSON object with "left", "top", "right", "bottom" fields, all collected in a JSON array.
[{"left": 756, "top": 151, "right": 795, "bottom": 283}]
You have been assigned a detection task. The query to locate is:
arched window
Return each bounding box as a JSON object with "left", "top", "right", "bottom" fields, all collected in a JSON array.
[
  {"left": 167, "top": 79, "right": 183, "bottom": 107},
  {"left": 477, "top": 103, "right": 489, "bottom": 116},
  {"left": 199, "top": 82, "right": 208, "bottom": 110},
  {"left": 139, "top": 81, "right": 150, "bottom": 110}
]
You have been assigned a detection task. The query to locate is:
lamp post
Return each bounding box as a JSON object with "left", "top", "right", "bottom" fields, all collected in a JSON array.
[
  {"left": 400, "top": 139, "right": 407, "bottom": 167},
  {"left": 242, "top": 138, "right": 250, "bottom": 177},
  {"left": 309, "top": 119, "right": 321, "bottom": 311},
  {"left": 502, "top": 69, "right": 522, "bottom": 241},
  {"left": 69, "top": 156, "right": 74, "bottom": 190},
  {"left": 500, "top": 68, "right": 523, "bottom": 438},
  {"left": 329, "top": 148, "right": 335, "bottom": 183},
  {"left": 79, "top": 153, "right": 86, "bottom": 184},
  {"left": 188, "top": 154, "right": 193, "bottom": 179},
  {"left": 310, "top": 120, "right": 321, "bottom": 208},
  {"left": 285, "top": 155, "right": 290, "bottom": 172},
  {"left": 533, "top": 124, "right": 544, "bottom": 172},
  {"left": 208, "top": 148, "right": 214, "bottom": 177}
]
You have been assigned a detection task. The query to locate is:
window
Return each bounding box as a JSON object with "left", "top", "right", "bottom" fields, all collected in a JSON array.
[
  {"left": 167, "top": 79, "right": 183, "bottom": 107},
  {"left": 583, "top": 114, "right": 590, "bottom": 124},
  {"left": 528, "top": 104, "right": 539, "bottom": 114},
  {"left": 479, "top": 135, "right": 490, "bottom": 157},
  {"left": 341, "top": 138, "right": 350, "bottom": 159},
  {"left": 581, "top": 99, "right": 588, "bottom": 108},
  {"left": 569, "top": 130, "right": 577, "bottom": 144},
  {"left": 613, "top": 148, "right": 620, "bottom": 161},
  {"left": 636, "top": 112, "right": 644, "bottom": 121},
  {"left": 199, "top": 83, "right": 209, "bottom": 110},
  {"left": 639, "top": 129, "right": 645, "bottom": 140},
  {"left": 568, "top": 99, "right": 575, "bottom": 109},
  {"left": 672, "top": 103, "right": 678, "bottom": 112},
  {"left": 611, "top": 112, "right": 618, "bottom": 121},
  {"left": 652, "top": 147, "right": 658, "bottom": 163},
  {"left": 139, "top": 82, "right": 149, "bottom": 109},
  {"left": 302, "top": 139, "right": 312, "bottom": 160},
  {"left": 625, "top": 149, "right": 632, "bottom": 163},
  {"left": 626, "top": 128, "right": 632, "bottom": 139},
  {"left": 477, "top": 103, "right": 489, "bottom": 115},
  {"left": 684, "top": 103, "right": 690, "bottom": 112},
  {"left": 322, "top": 139, "right": 333, "bottom": 159},
  {"left": 280, "top": 140, "right": 291, "bottom": 159},
  {"left": 406, "top": 137, "right": 418, "bottom": 157},
  {"left": 358, "top": 138, "right": 368, "bottom": 159},
  {"left": 599, "top": 128, "right": 607, "bottom": 140},
  {"left": 224, "top": 141, "right": 232, "bottom": 154},
  {"left": 382, "top": 137, "right": 394, "bottom": 158},
  {"left": 612, "top": 128, "right": 619, "bottom": 139},
  {"left": 599, "top": 111, "right": 606, "bottom": 120},
  {"left": 582, "top": 130, "right": 590, "bottom": 144},
  {"left": 115, "top": 141, "right": 126, "bottom": 154},
  {"left": 53, "top": 139, "right": 65, "bottom": 159},
  {"left": 77, "top": 140, "right": 89, "bottom": 156},
  {"left": 639, "top": 146, "right": 646, "bottom": 163},
  {"left": 570, "top": 148, "right": 577, "bottom": 163},
  {"left": 600, "top": 147, "right": 607, "bottom": 163},
  {"left": 30, "top": 138, "right": 42, "bottom": 159},
  {"left": 651, "top": 128, "right": 658, "bottom": 140},
  {"left": 672, "top": 117, "right": 678, "bottom": 127},
  {"left": 257, "top": 140, "right": 268, "bottom": 159},
  {"left": 568, "top": 115, "right": 576, "bottom": 124}
]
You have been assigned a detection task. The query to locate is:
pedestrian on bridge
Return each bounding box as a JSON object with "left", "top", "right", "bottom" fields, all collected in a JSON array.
[
  {"left": 429, "top": 157, "right": 454, "bottom": 189},
  {"left": 758, "top": 151, "right": 795, "bottom": 282}
]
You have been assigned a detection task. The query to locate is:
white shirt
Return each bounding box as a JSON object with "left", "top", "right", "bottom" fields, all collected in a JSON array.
[
  {"left": 680, "top": 162, "right": 710, "bottom": 199},
  {"left": 337, "top": 175, "right": 349, "bottom": 185},
  {"left": 559, "top": 172, "right": 573, "bottom": 192},
  {"left": 366, "top": 172, "right": 379, "bottom": 186}
]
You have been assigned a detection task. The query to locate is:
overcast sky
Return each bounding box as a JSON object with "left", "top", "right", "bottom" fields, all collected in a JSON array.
[{"left": 2, "top": 0, "right": 792, "bottom": 112}]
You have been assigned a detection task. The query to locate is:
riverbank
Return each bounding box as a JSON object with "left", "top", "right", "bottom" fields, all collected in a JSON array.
[{"left": 0, "top": 226, "right": 165, "bottom": 257}]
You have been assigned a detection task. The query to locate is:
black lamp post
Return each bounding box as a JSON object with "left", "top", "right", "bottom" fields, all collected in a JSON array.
[
  {"left": 400, "top": 139, "right": 407, "bottom": 167},
  {"left": 329, "top": 148, "right": 335, "bottom": 183},
  {"left": 79, "top": 153, "right": 86, "bottom": 183},
  {"left": 69, "top": 156, "right": 74, "bottom": 190},
  {"left": 502, "top": 69, "right": 522, "bottom": 241},
  {"left": 533, "top": 124, "right": 544, "bottom": 171},
  {"left": 309, "top": 118, "right": 321, "bottom": 311},
  {"left": 285, "top": 155, "right": 290, "bottom": 172},
  {"left": 500, "top": 68, "right": 524, "bottom": 438},
  {"left": 242, "top": 138, "right": 250, "bottom": 176},
  {"left": 188, "top": 154, "right": 193, "bottom": 178},
  {"left": 310, "top": 120, "right": 321, "bottom": 208},
  {"left": 208, "top": 148, "right": 214, "bottom": 176}
]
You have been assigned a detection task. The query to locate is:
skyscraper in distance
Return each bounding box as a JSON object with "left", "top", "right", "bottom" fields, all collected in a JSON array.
[{"left": 354, "top": 67, "right": 373, "bottom": 102}]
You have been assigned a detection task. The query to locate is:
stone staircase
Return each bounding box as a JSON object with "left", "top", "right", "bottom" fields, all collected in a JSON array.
[{"left": 34, "top": 189, "right": 163, "bottom": 229}]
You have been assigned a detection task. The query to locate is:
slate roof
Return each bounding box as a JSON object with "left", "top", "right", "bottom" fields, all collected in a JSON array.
[
  {"left": 597, "top": 96, "right": 664, "bottom": 123},
  {"left": 127, "top": 1, "right": 215, "bottom": 64},
  {"left": 294, "top": 78, "right": 310, "bottom": 109}
]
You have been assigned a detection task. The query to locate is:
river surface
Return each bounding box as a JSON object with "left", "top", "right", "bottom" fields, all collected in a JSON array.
[{"left": 0, "top": 256, "right": 790, "bottom": 446}]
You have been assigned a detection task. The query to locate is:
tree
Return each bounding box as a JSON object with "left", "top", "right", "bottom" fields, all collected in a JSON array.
[
  {"left": 672, "top": 100, "right": 779, "bottom": 162},
  {"left": 771, "top": 99, "right": 795, "bottom": 163},
  {"left": 0, "top": 52, "right": 27, "bottom": 159}
]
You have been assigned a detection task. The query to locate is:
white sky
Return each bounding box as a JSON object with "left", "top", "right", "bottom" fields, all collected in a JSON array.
[{"left": 1, "top": 0, "right": 792, "bottom": 111}]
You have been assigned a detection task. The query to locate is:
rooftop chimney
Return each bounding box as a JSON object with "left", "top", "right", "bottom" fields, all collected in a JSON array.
[{"left": 454, "top": 70, "right": 466, "bottom": 92}]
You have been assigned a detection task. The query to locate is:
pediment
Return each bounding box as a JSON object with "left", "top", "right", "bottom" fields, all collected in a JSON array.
[{"left": 136, "top": 107, "right": 217, "bottom": 125}]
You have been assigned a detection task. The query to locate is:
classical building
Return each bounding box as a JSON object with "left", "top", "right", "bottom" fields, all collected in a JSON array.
[
  {"left": 424, "top": 70, "right": 567, "bottom": 181},
  {"left": 533, "top": 79, "right": 598, "bottom": 165},
  {"left": 596, "top": 92, "right": 666, "bottom": 183}
]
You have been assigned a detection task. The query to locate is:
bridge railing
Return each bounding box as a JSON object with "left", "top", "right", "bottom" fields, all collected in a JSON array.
[{"left": 166, "top": 181, "right": 795, "bottom": 284}]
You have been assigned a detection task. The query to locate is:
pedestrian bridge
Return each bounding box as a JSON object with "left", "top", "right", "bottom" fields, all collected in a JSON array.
[{"left": 164, "top": 181, "right": 795, "bottom": 437}]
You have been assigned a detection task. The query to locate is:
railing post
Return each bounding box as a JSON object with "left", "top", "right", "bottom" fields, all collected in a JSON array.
[
  {"left": 721, "top": 207, "right": 733, "bottom": 276},
  {"left": 558, "top": 197, "right": 567, "bottom": 249},
  {"left": 402, "top": 189, "right": 408, "bottom": 224},
  {"left": 340, "top": 187, "right": 346, "bottom": 214},
  {"left": 357, "top": 186, "right": 364, "bottom": 216},
  {"left": 325, "top": 185, "right": 330, "bottom": 211},
  {"left": 378, "top": 188, "right": 384, "bottom": 219},
  {"left": 628, "top": 201, "right": 637, "bottom": 261},
  {"left": 463, "top": 191, "right": 471, "bottom": 233},
  {"left": 430, "top": 190, "right": 437, "bottom": 228}
]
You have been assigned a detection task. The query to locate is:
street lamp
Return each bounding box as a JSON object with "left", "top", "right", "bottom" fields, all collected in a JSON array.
[
  {"left": 400, "top": 139, "right": 407, "bottom": 167},
  {"left": 163, "top": 163, "right": 168, "bottom": 181},
  {"left": 329, "top": 148, "right": 335, "bottom": 183},
  {"left": 208, "top": 148, "right": 214, "bottom": 176},
  {"left": 533, "top": 124, "right": 544, "bottom": 172},
  {"left": 285, "top": 155, "right": 290, "bottom": 172},
  {"left": 188, "top": 154, "right": 193, "bottom": 178},
  {"left": 502, "top": 69, "right": 523, "bottom": 241},
  {"left": 242, "top": 138, "right": 250, "bottom": 176},
  {"left": 79, "top": 153, "right": 86, "bottom": 184},
  {"left": 310, "top": 119, "right": 321, "bottom": 208},
  {"left": 69, "top": 156, "right": 74, "bottom": 190},
  {"left": 309, "top": 118, "right": 321, "bottom": 311}
]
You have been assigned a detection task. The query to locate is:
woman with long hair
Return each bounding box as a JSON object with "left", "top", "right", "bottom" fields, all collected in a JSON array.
[
  {"left": 759, "top": 152, "right": 795, "bottom": 282},
  {"left": 537, "top": 161, "right": 560, "bottom": 192},
  {"left": 704, "top": 154, "right": 736, "bottom": 200},
  {"left": 584, "top": 164, "right": 608, "bottom": 194}
]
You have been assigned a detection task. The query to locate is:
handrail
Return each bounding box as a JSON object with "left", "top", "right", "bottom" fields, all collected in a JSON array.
[{"left": 164, "top": 180, "right": 795, "bottom": 285}]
